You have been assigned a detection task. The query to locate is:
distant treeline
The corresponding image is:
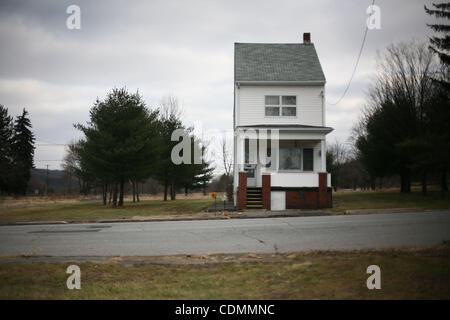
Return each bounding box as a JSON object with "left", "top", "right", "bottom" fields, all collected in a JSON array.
[{"left": 28, "top": 168, "right": 229, "bottom": 197}]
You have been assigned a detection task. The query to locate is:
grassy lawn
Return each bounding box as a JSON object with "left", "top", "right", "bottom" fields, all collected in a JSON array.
[
  {"left": 0, "top": 190, "right": 448, "bottom": 224},
  {"left": 0, "top": 244, "right": 449, "bottom": 299},
  {"left": 0, "top": 199, "right": 214, "bottom": 223},
  {"left": 332, "top": 190, "right": 450, "bottom": 212}
]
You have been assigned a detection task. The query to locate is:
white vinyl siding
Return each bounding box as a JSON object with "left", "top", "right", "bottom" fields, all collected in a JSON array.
[{"left": 237, "top": 85, "right": 324, "bottom": 127}]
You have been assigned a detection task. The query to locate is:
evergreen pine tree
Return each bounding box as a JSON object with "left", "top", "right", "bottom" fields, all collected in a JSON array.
[
  {"left": 425, "top": 2, "right": 450, "bottom": 192},
  {"left": 192, "top": 144, "right": 214, "bottom": 195},
  {"left": 425, "top": 2, "right": 450, "bottom": 87},
  {"left": 76, "top": 88, "right": 160, "bottom": 207},
  {"left": 0, "top": 105, "right": 14, "bottom": 194},
  {"left": 11, "top": 108, "right": 35, "bottom": 195},
  {"left": 180, "top": 140, "right": 214, "bottom": 196},
  {"left": 154, "top": 106, "right": 185, "bottom": 201}
]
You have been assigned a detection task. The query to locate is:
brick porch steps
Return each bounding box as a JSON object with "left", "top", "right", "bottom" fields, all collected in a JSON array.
[{"left": 246, "top": 187, "right": 262, "bottom": 209}]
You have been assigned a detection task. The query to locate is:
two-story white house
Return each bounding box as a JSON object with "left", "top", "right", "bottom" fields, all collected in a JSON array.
[{"left": 233, "top": 33, "right": 333, "bottom": 210}]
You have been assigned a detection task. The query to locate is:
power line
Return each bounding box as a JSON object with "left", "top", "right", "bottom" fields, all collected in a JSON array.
[{"left": 327, "top": 0, "right": 375, "bottom": 106}]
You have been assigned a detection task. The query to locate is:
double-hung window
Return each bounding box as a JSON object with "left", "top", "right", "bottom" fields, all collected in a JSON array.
[{"left": 265, "top": 95, "right": 297, "bottom": 117}]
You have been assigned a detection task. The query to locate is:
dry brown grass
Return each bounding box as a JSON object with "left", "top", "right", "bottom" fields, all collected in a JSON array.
[
  {"left": 0, "top": 244, "right": 449, "bottom": 299},
  {"left": 332, "top": 189, "right": 449, "bottom": 212},
  {"left": 0, "top": 196, "right": 215, "bottom": 224},
  {"left": 0, "top": 192, "right": 221, "bottom": 208}
]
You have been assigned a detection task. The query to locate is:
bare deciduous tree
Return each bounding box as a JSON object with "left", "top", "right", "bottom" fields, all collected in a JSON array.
[
  {"left": 354, "top": 40, "right": 447, "bottom": 194},
  {"left": 160, "top": 95, "right": 184, "bottom": 121},
  {"left": 326, "top": 139, "right": 349, "bottom": 191},
  {"left": 221, "top": 134, "right": 233, "bottom": 201}
]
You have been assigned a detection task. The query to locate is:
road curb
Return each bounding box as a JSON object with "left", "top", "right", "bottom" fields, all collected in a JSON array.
[
  {"left": 1, "top": 208, "right": 447, "bottom": 226},
  {"left": 8, "top": 220, "right": 69, "bottom": 226},
  {"left": 342, "top": 208, "right": 444, "bottom": 215}
]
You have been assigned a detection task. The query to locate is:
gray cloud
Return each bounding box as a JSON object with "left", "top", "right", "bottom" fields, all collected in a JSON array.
[{"left": 0, "top": 0, "right": 439, "bottom": 170}]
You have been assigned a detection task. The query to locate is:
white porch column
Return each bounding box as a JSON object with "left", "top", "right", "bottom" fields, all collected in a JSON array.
[
  {"left": 233, "top": 133, "right": 238, "bottom": 192},
  {"left": 234, "top": 133, "right": 245, "bottom": 185},
  {"left": 237, "top": 132, "right": 245, "bottom": 170},
  {"left": 233, "top": 131, "right": 245, "bottom": 206},
  {"left": 321, "top": 139, "right": 326, "bottom": 172}
]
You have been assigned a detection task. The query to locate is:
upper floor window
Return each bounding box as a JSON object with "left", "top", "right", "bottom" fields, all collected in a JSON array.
[{"left": 265, "top": 95, "right": 297, "bottom": 117}]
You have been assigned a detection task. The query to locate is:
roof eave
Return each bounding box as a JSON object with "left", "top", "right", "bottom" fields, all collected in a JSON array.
[
  {"left": 236, "top": 80, "right": 326, "bottom": 86},
  {"left": 237, "top": 125, "right": 333, "bottom": 134}
]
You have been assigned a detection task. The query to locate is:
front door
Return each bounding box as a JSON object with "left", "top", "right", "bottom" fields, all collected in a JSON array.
[
  {"left": 244, "top": 138, "right": 257, "bottom": 186},
  {"left": 244, "top": 164, "right": 257, "bottom": 186}
]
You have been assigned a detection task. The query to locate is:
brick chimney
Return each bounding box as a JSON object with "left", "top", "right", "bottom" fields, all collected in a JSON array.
[{"left": 303, "top": 32, "right": 311, "bottom": 44}]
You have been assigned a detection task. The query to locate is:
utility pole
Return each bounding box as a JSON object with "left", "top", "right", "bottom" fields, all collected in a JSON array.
[{"left": 45, "top": 164, "right": 49, "bottom": 196}]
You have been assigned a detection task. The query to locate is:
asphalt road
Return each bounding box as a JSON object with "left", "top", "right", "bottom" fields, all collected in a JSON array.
[{"left": 0, "top": 211, "right": 449, "bottom": 257}]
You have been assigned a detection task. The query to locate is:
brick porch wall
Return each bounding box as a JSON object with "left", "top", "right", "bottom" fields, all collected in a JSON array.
[
  {"left": 262, "top": 174, "right": 271, "bottom": 210},
  {"left": 283, "top": 173, "right": 331, "bottom": 209},
  {"left": 237, "top": 172, "right": 247, "bottom": 211},
  {"left": 318, "top": 172, "right": 329, "bottom": 208},
  {"left": 286, "top": 190, "right": 318, "bottom": 209}
]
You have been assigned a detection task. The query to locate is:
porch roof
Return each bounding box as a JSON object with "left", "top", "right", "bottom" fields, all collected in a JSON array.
[{"left": 237, "top": 124, "right": 333, "bottom": 133}]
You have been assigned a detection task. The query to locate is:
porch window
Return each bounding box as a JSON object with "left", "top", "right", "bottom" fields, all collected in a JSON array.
[
  {"left": 265, "top": 95, "right": 297, "bottom": 117},
  {"left": 279, "top": 140, "right": 301, "bottom": 170},
  {"left": 278, "top": 141, "right": 315, "bottom": 171}
]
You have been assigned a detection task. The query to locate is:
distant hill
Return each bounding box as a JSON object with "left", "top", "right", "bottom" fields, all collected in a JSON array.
[{"left": 28, "top": 168, "right": 72, "bottom": 194}]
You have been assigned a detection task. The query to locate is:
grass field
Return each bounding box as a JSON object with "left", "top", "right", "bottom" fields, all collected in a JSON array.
[
  {"left": 0, "top": 189, "right": 448, "bottom": 224},
  {"left": 0, "top": 244, "right": 449, "bottom": 299},
  {"left": 0, "top": 198, "right": 214, "bottom": 223},
  {"left": 332, "top": 190, "right": 449, "bottom": 212}
]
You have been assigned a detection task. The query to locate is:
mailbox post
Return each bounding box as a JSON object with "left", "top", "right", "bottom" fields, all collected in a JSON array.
[{"left": 221, "top": 194, "right": 227, "bottom": 212}]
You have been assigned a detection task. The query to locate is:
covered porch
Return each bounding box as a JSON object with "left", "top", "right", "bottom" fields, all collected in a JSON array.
[{"left": 233, "top": 125, "right": 333, "bottom": 210}]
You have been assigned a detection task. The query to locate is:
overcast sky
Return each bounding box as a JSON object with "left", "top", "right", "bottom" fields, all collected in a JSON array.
[{"left": 0, "top": 0, "right": 440, "bottom": 172}]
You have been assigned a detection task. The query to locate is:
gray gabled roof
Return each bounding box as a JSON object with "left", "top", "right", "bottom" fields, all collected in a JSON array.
[{"left": 235, "top": 43, "right": 325, "bottom": 83}]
